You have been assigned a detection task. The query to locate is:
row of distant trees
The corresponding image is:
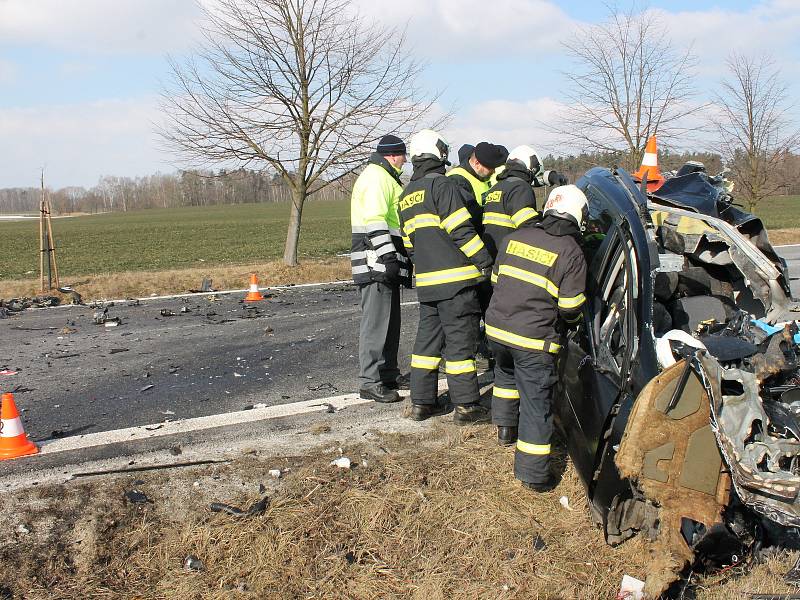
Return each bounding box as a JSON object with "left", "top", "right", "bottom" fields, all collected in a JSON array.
[{"left": 3, "top": 148, "right": 799, "bottom": 216}]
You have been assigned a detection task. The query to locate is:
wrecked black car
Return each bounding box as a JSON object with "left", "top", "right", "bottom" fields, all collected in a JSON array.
[{"left": 555, "top": 165, "right": 800, "bottom": 594}]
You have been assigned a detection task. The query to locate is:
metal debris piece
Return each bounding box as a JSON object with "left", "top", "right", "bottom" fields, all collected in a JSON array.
[
  {"left": 72, "top": 459, "right": 228, "bottom": 478},
  {"left": 110, "top": 348, "right": 129, "bottom": 354},
  {"left": 93, "top": 309, "right": 108, "bottom": 324},
  {"left": 160, "top": 309, "right": 176, "bottom": 317},
  {"left": 210, "top": 496, "right": 270, "bottom": 518},
  {"left": 104, "top": 319, "right": 120, "bottom": 327},
  {"left": 140, "top": 384, "right": 154, "bottom": 392},
  {"left": 0, "top": 370, "right": 18, "bottom": 376}
]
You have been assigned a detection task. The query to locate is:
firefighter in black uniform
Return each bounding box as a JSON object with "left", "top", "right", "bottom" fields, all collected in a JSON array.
[
  {"left": 399, "top": 129, "right": 494, "bottom": 423},
  {"left": 485, "top": 184, "right": 588, "bottom": 491}
]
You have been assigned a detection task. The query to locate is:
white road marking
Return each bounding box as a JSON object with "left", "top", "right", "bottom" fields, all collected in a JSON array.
[
  {"left": 36, "top": 377, "right": 490, "bottom": 456},
  {"left": 40, "top": 394, "right": 374, "bottom": 455}
]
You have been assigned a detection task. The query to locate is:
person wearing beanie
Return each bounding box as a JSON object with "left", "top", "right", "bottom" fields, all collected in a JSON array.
[
  {"left": 447, "top": 141, "right": 508, "bottom": 371},
  {"left": 457, "top": 144, "right": 475, "bottom": 167},
  {"left": 350, "top": 134, "right": 411, "bottom": 403}
]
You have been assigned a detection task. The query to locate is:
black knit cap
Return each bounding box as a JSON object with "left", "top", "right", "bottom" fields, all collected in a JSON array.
[
  {"left": 376, "top": 134, "right": 407, "bottom": 156},
  {"left": 457, "top": 144, "right": 475, "bottom": 166},
  {"left": 474, "top": 142, "right": 508, "bottom": 169}
]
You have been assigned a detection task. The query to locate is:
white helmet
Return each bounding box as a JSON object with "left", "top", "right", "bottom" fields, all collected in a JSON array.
[
  {"left": 409, "top": 129, "right": 450, "bottom": 162},
  {"left": 507, "top": 144, "right": 543, "bottom": 176},
  {"left": 544, "top": 185, "right": 588, "bottom": 226}
]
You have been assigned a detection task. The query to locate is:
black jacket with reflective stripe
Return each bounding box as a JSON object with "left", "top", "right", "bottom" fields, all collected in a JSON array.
[
  {"left": 399, "top": 158, "right": 492, "bottom": 302},
  {"left": 350, "top": 154, "right": 411, "bottom": 287},
  {"left": 482, "top": 164, "right": 540, "bottom": 261},
  {"left": 485, "top": 215, "right": 587, "bottom": 352}
]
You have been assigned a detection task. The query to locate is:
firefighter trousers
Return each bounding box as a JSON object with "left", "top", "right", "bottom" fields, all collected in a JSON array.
[
  {"left": 411, "top": 286, "right": 481, "bottom": 406},
  {"left": 490, "top": 340, "right": 557, "bottom": 485}
]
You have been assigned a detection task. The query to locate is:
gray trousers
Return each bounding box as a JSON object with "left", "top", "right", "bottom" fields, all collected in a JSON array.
[{"left": 359, "top": 282, "right": 400, "bottom": 390}]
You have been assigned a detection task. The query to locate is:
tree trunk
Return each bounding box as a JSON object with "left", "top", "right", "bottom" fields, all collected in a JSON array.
[{"left": 283, "top": 184, "right": 306, "bottom": 266}]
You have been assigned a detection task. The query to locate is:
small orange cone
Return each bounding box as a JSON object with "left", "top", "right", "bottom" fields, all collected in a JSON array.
[
  {"left": 244, "top": 273, "right": 264, "bottom": 302},
  {"left": 0, "top": 393, "right": 39, "bottom": 460},
  {"left": 633, "top": 136, "right": 665, "bottom": 192}
]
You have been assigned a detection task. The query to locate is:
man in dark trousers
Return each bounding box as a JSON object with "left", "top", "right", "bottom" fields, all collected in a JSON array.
[
  {"left": 350, "top": 134, "right": 412, "bottom": 403},
  {"left": 485, "top": 184, "right": 588, "bottom": 491},
  {"left": 399, "top": 129, "right": 494, "bottom": 423}
]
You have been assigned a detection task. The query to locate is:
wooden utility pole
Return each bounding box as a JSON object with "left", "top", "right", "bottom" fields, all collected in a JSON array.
[{"left": 39, "top": 171, "right": 60, "bottom": 293}]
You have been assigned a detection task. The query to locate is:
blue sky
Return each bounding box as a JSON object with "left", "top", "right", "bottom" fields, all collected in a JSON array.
[{"left": 1, "top": 0, "right": 798, "bottom": 188}]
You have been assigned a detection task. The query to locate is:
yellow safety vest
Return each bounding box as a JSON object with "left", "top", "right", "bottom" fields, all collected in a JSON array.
[{"left": 447, "top": 167, "right": 490, "bottom": 206}]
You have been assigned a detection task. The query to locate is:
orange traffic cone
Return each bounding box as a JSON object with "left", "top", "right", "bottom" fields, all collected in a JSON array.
[
  {"left": 244, "top": 273, "right": 264, "bottom": 302},
  {"left": 0, "top": 393, "right": 39, "bottom": 460},
  {"left": 633, "top": 136, "right": 665, "bottom": 192}
]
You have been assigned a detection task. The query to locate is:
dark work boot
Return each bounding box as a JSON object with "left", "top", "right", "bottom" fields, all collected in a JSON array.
[
  {"left": 521, "top": 474, "right": 559, "bottom": 493},
  {"left": 359, "top": 384, "right": 401, "bottom": 403},
  {"left": 497, "top": 426, "right": 518, "bottom": 447},
  {"left": 409, "top": 402, "right": 448, "bottom": 421},
  {"left": 384, "top": 373, "right": 410, "bottom": 391},
  {"left": 453, "top": 403, "right": 491, "bottom": 425}
]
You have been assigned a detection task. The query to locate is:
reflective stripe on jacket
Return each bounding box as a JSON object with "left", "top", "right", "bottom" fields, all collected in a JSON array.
[
  {"left": 482, "top": 164, "right": 540, "bottom": 261},
  {"left": 485, "top": 214, "right": 587, "bottom": 352},
  {"left": 399, "top": 159, "right": 492, "bottom": 302},
  {"left": 350, "top": 154, "right": 411, "bottom": 286}
]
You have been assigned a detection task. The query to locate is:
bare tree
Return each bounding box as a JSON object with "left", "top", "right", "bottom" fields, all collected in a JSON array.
[
  {"left": 552, "top": 7, "right": 700, "bottom": 169},
  {"left": 160, "top": 0, "right": 442, "bottom": 266},
  {"left": 711, "top": 53, "right": 799, "bottom": 212}
]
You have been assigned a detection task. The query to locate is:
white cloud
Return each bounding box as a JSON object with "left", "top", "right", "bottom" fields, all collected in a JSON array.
[
  {"left": 443, "top": 97, "right": 565, "bottom": 157},
  {"left": 0, "top": 98, "right": 173, "bottom": 188},
  {"left": 654, "top": 1, "right": 800, "bottom": 80},
  {"left": 0, "top": 0, "right": 204, "bottom": 54},
  {"left": 353, "top": 0, "right": 578, "bottom": 58}
]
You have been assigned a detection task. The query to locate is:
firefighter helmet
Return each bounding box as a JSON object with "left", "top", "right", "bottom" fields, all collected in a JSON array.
[
  {"left": 409, "top": 129, "right": 450, "bottom": 163},
  {"left": 507, "top": 145, "right": 543, "bottom": 176},
  {"left": 543, "top": 185, "right": 588, "bottom": 227}
]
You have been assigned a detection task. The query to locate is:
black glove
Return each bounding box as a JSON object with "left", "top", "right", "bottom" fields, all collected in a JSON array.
[{"left": 382, "top": 260, "right": 401, "bottom": 285}]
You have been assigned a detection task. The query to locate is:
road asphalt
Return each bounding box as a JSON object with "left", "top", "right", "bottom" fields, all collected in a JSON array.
[{"left": 1, "top": 283, "right": 419, "bottom": 444}]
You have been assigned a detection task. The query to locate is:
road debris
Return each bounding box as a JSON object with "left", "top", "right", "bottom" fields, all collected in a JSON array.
[
  {"left": 531, "top": 534, "right": 547, "bottom": 552},
  {"left": 209, "top": 496, "right": 269, "bottom": 518},
  {"left": 0, "top": 370, "right": 18, "bottom": 376},
  {"left": 184, "top": 555, "right": 205, "bottom": 571},
  {"left": 124, "top": 489, "right": 152, "bottom": 504},
  {"left": 110, "top": 348, "right": 129, "bottom": 354},
  {"left": 71, "top": 459, "right": 228, "bottom": 478},
  {"left": 268, "top": 469, "right": 282, "bottom": 479},
  {"left": 616, "top": 574, "right": 645, "bottom": 600},
  {"left": 160, "top": 309, "right": 176, "bottom": 317},
  {"left": 330, "top": 457, "right": 351, "bottom": 469},
  {"left": 140, "top": 384, "right": 154, "bottom": 392},
  {"left": 559, "top": 496, "right": 573, "bottom": 511}
]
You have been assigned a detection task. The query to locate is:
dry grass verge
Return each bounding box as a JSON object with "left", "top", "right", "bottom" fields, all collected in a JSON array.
[
  {"left": 1, "top": 425, "right": 797, "bottom": 599},
  {"left": 768, "top": 228, "right": 800, "bottom": 246},
  {"left": 1, "top": 257, "right": 351, "bottom": 301}
]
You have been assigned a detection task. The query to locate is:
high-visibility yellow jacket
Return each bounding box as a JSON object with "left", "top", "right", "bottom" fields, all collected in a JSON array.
[{"left": 350, "top": 154, "right": 411, "bottom": 286}]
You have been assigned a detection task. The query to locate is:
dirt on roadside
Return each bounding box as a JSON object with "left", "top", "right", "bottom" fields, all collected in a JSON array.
[
  {"left": 0, "top": 257, "right": 352, "bottom": 301},
  {"left": 0, "top": 425, "right": 797, "bottom": 600}
]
